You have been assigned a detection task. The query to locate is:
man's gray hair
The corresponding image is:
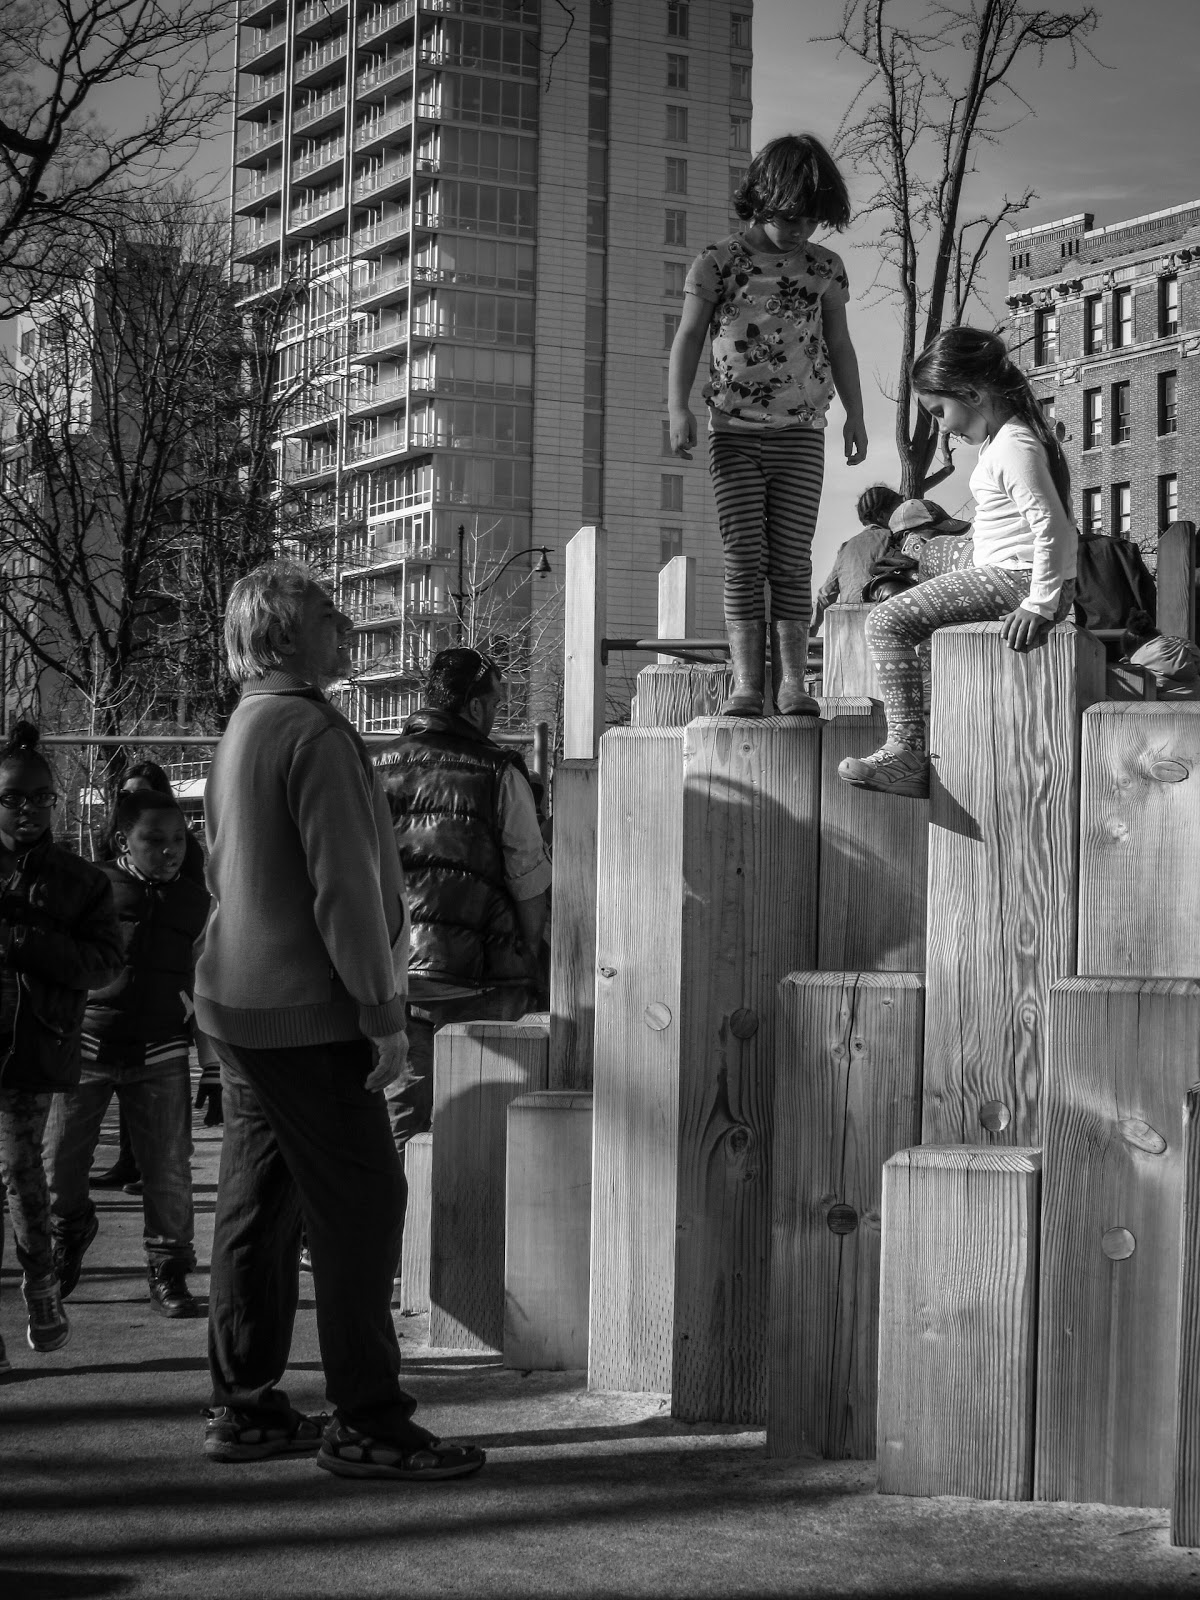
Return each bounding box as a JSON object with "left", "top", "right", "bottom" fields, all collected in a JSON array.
[{"left": 224, "top": 560, "right": 316, "bottom": 684}]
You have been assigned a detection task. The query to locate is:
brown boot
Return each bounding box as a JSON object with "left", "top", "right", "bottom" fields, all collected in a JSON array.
[
  {"left": 720, "top": 620, "right": 766, "bottom": 716},
  {"left": 772, "top": 619, "right": 820, "bottom": 716}
]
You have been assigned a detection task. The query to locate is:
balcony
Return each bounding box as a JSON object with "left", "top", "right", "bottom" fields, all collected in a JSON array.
[
  {"left": 354, "top": 101, "right": 414, "bottom": 153},
  {"left": 355, "top": 48, "right": 415, "bottom": 98},
  {"left": 295, "top": 34, "right": 348, "bottom": 85},
  {"left": 353, "top": 321, "right": 407, "bottom": 356},
  {"left": 295, "top": 0, "right": 346, "bottom": 34},
  {"left": 349, "top": 377, "right": 408, "bottom": 417},
  {"left": 345, "top": 431, "right": 409, "bottom": 464},
  {"left": 352, "top": 155, "right": 412, "bottom": 203},
  {"left": 292, "top": 136, "right": 345, "bottom": 184},
  {"left": 234, "top": 170, "right": 284, "bottom": 213},
  {"left": 352, "top": 211, "right": 411, "bottom": 253},
  {"left": 240, "top": 0, "right": 280, "bottom": 24},
  {"left": 236, "top": 265, "right": 285, "bottom": 304},
  {"left": 235, "top": 121, "right": 284, "bottom": 164},
  {"left": 353, "top": 265, "right": 410, "bottom": 307},
  {"left": 285, "top": 448, "right": 339, "bottom": 483},
  {"left": 242, "top": 18, "right": 288, "bottom": 68},
  {"left": 239, "top": 68, "right": 286, "bottom": 108},
  {"left": 289, "top": 186, "right": 347, "bottom": 233},
  {"left": 293, "top": 84, "right": 346, "bottom": 134},
  {"left": 358, "top": 0, "right": 416, "bottom": 45},
  {"left": 234, "top": 219, "right": 282, "bottom": 259},
  {"left": 341, "top": 534, "right": 451, "bottom": 574}
]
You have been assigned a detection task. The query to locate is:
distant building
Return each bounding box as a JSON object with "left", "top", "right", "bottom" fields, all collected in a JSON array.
[
  {"left": 230, "top": 0, "right": 752, "bottom": 731},
  {"left": 1005, "top": 201, "right": 1200, "bottom": 564}
]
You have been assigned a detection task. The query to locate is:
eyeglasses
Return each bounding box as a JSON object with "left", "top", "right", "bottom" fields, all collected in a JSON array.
[{"left": 0, "top": 789, "right": 59, "bottom": 812}]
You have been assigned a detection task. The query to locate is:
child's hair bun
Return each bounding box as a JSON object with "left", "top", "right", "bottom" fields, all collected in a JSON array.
[{"left": 4, "top": 720, "right": 42, "bottom": 756}]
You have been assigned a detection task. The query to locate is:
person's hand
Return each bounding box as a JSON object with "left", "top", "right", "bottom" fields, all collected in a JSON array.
[
  {"left": 937, "top": 429, "right": 955, "bottom": 470},
  {"left": 843, "top": 413, "right": 867, "bottom": 465},
  {"left": 194, "top": 1079, "right": 223, "bottom": 1127},
  {"left": 365, "top": 1029, "right": 410, "bottom": 1093},
  {"left": 999, "top": 605, "right": 1052, "bottom": 653},
  {"left": 670, "top": 408, "right": 697, "bottom": 459}
]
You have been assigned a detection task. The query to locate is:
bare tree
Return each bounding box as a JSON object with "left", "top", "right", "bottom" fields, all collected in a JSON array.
[
  {"left": 0, "top": 0, "right": 230, "bottom": 318},
  {"left": 826, "top": 0, "right": 1098, "bottom": 496}
]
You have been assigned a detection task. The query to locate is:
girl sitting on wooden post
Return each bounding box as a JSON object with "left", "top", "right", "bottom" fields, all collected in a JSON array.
[
  {"left": 668, "top": 133, "right": 867, "bottom": 717},
  {"left": 839, "top": 326, "right": 1079, "bottom": 797}
]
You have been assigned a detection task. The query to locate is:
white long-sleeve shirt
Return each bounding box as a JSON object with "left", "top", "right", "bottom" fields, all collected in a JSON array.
[{"left": 968, "top": 419, "right": 1078, "bottom": 619}]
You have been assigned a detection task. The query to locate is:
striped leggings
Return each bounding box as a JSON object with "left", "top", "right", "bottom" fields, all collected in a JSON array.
[{"left": 709, "top": 427, "right": 825, "bottom": 623}]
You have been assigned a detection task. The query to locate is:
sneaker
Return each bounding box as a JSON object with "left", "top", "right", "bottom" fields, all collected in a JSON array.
[
  {"left": 299, "top": 1245, "right": 313, "bottom": 1273},
  {"left": 91, "top": 1156, "right": 141, "bottom": 1189},
  {"left": 54, "top": 1212, "right": 99, "bottom": 1299},
  {"left": 316, "top": 1418, "right": 486, "bottom": 1482},
  {"left": 24, "top": 1274, "right": 70, "bottom": 1353},
  {"left": 122, "top": 1178, "right": 144, "bottom": 1196},
  {"left": 147, "top": 1263, "right": 201, "bottom": 1319},
  {"left": 838, "top": 742, "right": 930, "bottom": 798},
  {"left": 204, "top": 1406, "right": 330, "bottom": 1463}
]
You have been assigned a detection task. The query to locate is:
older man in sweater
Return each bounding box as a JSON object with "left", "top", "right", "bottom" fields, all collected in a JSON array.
[{"left": 196, "top": 561, "right": 482, "bottom": 1482}]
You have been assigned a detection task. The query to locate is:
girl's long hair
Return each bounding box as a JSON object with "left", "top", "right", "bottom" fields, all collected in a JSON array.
[{"left": 910, "top": 327, "right": 1073, "bottom": 517}]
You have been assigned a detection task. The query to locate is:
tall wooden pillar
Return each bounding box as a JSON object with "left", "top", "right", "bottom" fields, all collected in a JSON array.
[{"left": 549, "top": 758, "right": 599, "bottom": 1090}]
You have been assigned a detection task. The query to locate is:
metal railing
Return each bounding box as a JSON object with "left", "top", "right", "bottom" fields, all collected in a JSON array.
[
  {"left": 355, "top": 48, "right": 415, "bottom": 94},
  {"left": 290, "top": 186, "right": 346, "bottom": 227},
  {"left": 345, "top": 432, "right": 408, "bottom": 462},
  {"left": 240, "top": 69, "right": 286, "bottom": 105},
  {"left": 294, "top": 84, "right": 346, "bottom": 131},
  {"left": 235, "top": 122, "right": 284, "bottom": 160},
  {"left": 351, "top": 212, "right": 411, "bottom": 251},
  {"left": 295, "top": 33, "right": 348, "bottom": 80},
  {"left": 244, "top": 19, "right": 288, "bottom": 60},
  {"left": 355, "top": 101, "right": 414, "bottom": 150},
  {"left": 292, "top": 136, "right": 345, "bottom": 181},
  {"left": 296, "top": 0, "right": 345, "bottom": 30},
  {"left": 352, "top": 265, "right": 410, "bottom": 303},
  {"left": 234, "top": 219, "right": 282, "bottom": 254},
  {"left": 236, "top": 170, "right": 283, "bottom": 206},
  {"left": 353, "top": 155, "right": 412, "bottom": 200},
  {"left": 348, "top": 374, "right": 409, "bottom": 407},
  {"left": 353, "top": 322, "right": 407, "bottom": 354},
  {"left": 358, "top": 0, "right": 416, "bottom": 44}
]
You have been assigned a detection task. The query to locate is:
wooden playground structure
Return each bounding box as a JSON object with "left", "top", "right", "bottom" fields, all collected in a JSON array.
[{"left": 400, "top": 521, "right": 1200, "bottom": 1546}]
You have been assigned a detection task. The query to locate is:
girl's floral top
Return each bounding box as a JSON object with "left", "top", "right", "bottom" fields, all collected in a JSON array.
[{"left": 684, "top": 233, "right": 850, "bottom": 431}]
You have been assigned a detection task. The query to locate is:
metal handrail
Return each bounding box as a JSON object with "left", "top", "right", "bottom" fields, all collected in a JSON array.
[{"left": 294, "top": 84, "right": 347, "bottom": 130}]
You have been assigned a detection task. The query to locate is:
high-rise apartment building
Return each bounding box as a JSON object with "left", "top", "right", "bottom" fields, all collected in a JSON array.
[
  {"left": 1005, "top": 200, "right": 1200, "bottom": 561},
  {"left": 231, "top": 0, "right": 751, "bottom": 731}
]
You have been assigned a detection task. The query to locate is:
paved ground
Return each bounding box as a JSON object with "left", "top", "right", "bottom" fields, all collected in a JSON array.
[{"left": 3, "top": 1094, "right": 1200, "bottom": 1599}]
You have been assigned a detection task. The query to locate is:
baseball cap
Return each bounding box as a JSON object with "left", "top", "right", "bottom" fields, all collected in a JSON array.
[{"left": 889, "top": 498, "right": 971, "bottom": 536}]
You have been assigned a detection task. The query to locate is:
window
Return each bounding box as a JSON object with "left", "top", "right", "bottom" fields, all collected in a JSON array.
[
  {"left": 1040, "top": 396, "right": 1057, "bottom": 428},
  {"left": 1160, "top": 473, "right": 1179, "bottom": 531},
  {"left": 666, "top": 105, "right": 689, "bottom": 142},
  {"left": 1083, "top": 487, "right": 1103, "bottom": 536},
  {"left": 731, "top": 12, "right": 751, "bottom": 47},
  {"left": 1059, "top": 238, "right": 1080, "bottom": 258},
  {"left": 664, "top": 208, "right": 687, "bottom": 246},
  {"left": 730, "top": 63, "right": 751, "bottom": 100},
  {"left": 582, "top": 465, "right": 602, "bottom": 520},
  {"left": 585, "top": 251, "right": 605, "bottom": 298},
  {"left": 1160, "top": 369, "right": 1178, "bottom": 435},
  {"left": 730, "top": 115, "right": 751, "bottom": 153},
  {"left": 588, "top": 93, "right": 608, "bottom": 141},
  {"left": 666, "top": 53, "right": 689, "bottom": 90},
  {"left": 1035, "top": 307, "right": 1058, "bottom": 366},
  {"left": 663, "top": 260, "right": 687, "bottom": 298},
  {"left": 586, "top": 145, "right": 606, "bottom": 193},
  {"left": 660, "top": 473, "right": 683, "bottom": 512},
  {"left": 1084, "top": 295, "right": 1104, "bottom": 355},
  {"left": 583, "top": 413, "right": 604, "bottom": 462},
  {"left": 586, "top": 199, "right": 607, "bottom": 247},
  {"left": 1112, "top": 381, "right": 1131, "bottom": 444},
  {"left": 584, "top": 359, "right": 604, "bottom": 408},
  {"left": 1084, "top": 387, "right": 1102, "bottom": 450},
  {"left": 667, "top": 0, "right": 689, "bottom": 38},
  {"left": 19, "top": 329, "right": 35, "bottom": 358},
  {"left": 1113, "top": 286, "right": 1133, "bottom": 349},
  {"left": 660, "top": 526, "right": 684, "bottom": 566},
  {"left": 661, "top": 365, "right": 671, "bottom": 403},
  {"left": 1112, "top": 482, "right": 1132, "bottom": 538},
  {"left": 663, "top": 312, "right": 681, "bottom": 349},
  {"left": 1161, "top": 275, "right": 1180, "bottom": 337},
  {"left": 588, "top": 39, "right": 609, "bottom": 88},
  {"left": 665, "top": 157, "right": 688, "bottom": 194}
]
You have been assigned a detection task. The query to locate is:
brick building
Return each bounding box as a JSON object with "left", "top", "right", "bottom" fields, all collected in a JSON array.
[{"left": 1004, "top": 200, "right": 1200, "bottom": 564}]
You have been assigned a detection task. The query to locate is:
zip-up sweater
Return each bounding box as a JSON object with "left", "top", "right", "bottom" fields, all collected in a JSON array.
[{"left": 195, "top": 673, "right": 408, "bottom": 1049}]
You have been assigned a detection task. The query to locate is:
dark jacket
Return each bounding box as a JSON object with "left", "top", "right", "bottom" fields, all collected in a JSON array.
[
  {"left": 379, "top": 709, "right": 528, "bottom": 988},
  {"left": 813, "top": 525, "right": 895, "bottom": 624},
  {"left": 0, "top": 836, "right": 123, "bottom": 1092},
  {"left": 85, "top": 864, "right": 211, "bottom": 1049}
]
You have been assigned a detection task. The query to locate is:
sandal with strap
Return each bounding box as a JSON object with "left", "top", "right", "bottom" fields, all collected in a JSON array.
[
  {"left": 317, "top": 1419, "right": 486, "bottom": 1482},
  {"left": 204, "top": 1406, "right": 330, "bottom": 1463}
]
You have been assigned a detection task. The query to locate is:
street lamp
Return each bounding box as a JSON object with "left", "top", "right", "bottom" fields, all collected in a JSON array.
[{"left": 453, "top": 522, "right": 552, "bottom": 645}]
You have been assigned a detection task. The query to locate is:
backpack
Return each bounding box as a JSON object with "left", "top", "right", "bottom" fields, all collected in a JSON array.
[{"left": 1073, "top": 536, "right": 1157, "bottom": 631}]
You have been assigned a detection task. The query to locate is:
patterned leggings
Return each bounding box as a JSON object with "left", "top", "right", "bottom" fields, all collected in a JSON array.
[
  {"left": 709, "top": 427, "right": 825, "bottom": 623},
  {"left": 0, "top": 1089, "right": 55, "bottom": 1283},
  {"left": 866, "top": 565, "right": 1075, "bottom": 752}
]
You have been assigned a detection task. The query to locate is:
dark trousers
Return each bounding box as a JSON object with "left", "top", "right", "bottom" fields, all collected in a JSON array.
[{"left": 208, "top": 1037, "right": 416, "bottom": 1439}]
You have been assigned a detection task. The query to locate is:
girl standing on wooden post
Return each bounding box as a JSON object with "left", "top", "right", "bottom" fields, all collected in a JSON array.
[
  {"left": 668, "top": 133, "right": 867, "bottom": 717},
  {"left": 839, "top": 326, "right": 1079, "bottom": 797}
]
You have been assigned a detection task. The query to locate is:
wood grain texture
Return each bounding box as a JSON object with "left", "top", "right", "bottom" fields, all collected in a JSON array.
[
  {"left": 1078, "top": 705, "right": 1200, "bottom": 977},
  {"left": 633, "top": 663, "right": 734, "bottom": 727},
  {"left": 817, "top": 698, "right": 928, "bottom": 972},
  {"left": 1037, "top": 977, "right": 1200, "bottom": 1507},
  {"left": 767, "top": 972, "right": 924, "bottom": 1460},
  {"left": 589, "top": 728, "right": 684, "bottom": 1394},
  {"left": 1158, "top": 521, "right": 1196, "bottom": 643},
  {"left": 503, "top": 1091, "right": 593, "bottom": 1372},
  {"left": 673, "top": 717, "right": 821, "bottom": 1424},
  {"left": 923, "top": 623, "right": 1107, "bottom": 1146},
  {"left": 1175, "top": 1086, "right": 1200, "bottom": 1545},
  {"left": 397, "top": 1132, "right": 432, "bottom": 1315},
  {"left": 877, "top": 1145, "right": 1041, "bottom": 1500},
  {"left": 429, "top": 1018, "right": 550, "bottom": 1352},
  {"left": 549, "top": 758, "right": 599, "bottom": 1090},
  {"left": 658, "top": 555, "right": 697, "bottom": 663},
  {"left": 823, "top": 606, "right": 881, "bottom": 701},
  {"left": 564, "top": 524, "right": 606, "bottom": 759}
]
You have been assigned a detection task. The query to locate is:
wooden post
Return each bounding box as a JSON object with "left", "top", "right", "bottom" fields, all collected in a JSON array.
[
  {"left": 658, "top": 555, "right": 696, "bottom": 663},
  {"left": 1078, "top": 704, "right": 1200, "bottom": 977},
  {"left": 633, "top": 662, "right": 734, "bottom": 727},
  {"left": 428, "top": 1017, "right": 550, "bottom": 1352},
  {"left": 1037, "top": 976, "right": 1200, "bottom": 1507},
  {"left": 1158, "top": 520, "right": 1197, "bottom": 643},
  {"left": 396, "top": 1132, "right": 432, "bottom": 1316},
  {"left": 564, "top": 524, "right": 606, "bottom": 760},
  {"left": 503, "top": 1091, "right": 592, "bottom": 1371},
  {"left": 822, "top": 605, "right": 880, "bottom": 701},
  {"left": 767, "top": 973, "right": 924, "bottom": 1460},
  {"left": 1174, "top": 1085, "right": 1200, "bottom": 1547},
  {"left": 549, "top": 757, "right": 599, "bottom": 1090},
  {"left": 877, "top": 1146, "right": 1041, "bottom": 1500},
  {"left": 923, "top": 623, "right": 1106, "bottom": 1146},
  {"left": 673, "top": 717, "right": 821, "bottom": 1424},
  {"left": 817, "top": 698, "right": 927, "bottom": 972},
  {"left": 589, "top": 727, "right": 684, "bottom": 1394}
]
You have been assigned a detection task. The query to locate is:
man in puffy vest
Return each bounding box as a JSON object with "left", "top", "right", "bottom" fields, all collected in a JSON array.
[{"left": 378, "top": 647, "right": 551, "bottom": 1150}]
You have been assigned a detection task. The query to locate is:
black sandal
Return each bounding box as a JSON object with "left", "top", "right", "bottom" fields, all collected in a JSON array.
[{"left": 316, "top": 1421, "right": 486, "bottom": 1481}]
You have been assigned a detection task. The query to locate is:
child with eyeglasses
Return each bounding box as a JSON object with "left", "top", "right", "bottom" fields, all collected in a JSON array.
[{"left": 0, "top": 722, "right": 122, "bottom": 1368}]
